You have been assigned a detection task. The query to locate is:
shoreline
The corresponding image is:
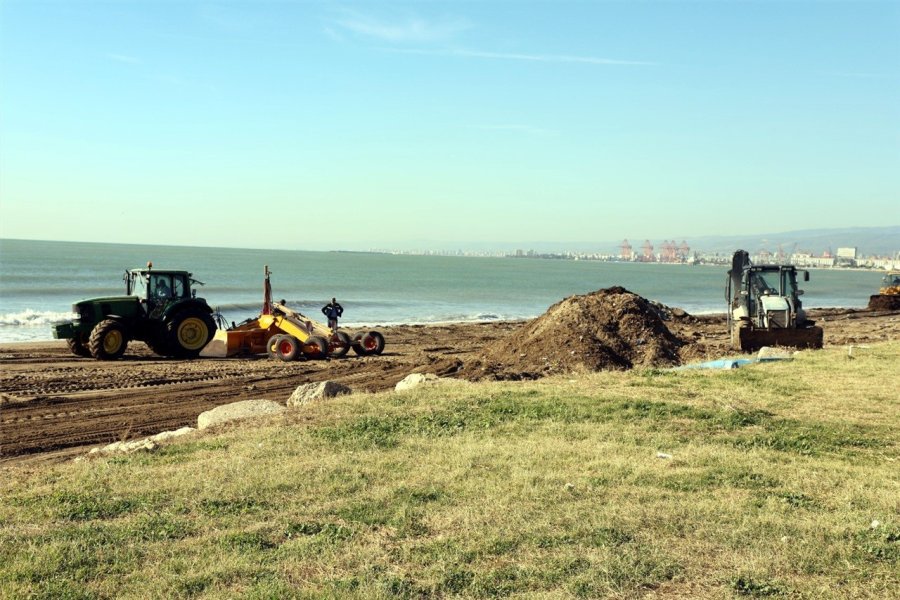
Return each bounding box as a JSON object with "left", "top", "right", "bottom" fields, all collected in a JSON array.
[{"left": 0, "top": 304, "right": 879, "bottom": 345}]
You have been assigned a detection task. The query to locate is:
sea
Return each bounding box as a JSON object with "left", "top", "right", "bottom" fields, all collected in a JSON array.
[{"left": 0, "top": 238, "right": 882, "bottom": 343}]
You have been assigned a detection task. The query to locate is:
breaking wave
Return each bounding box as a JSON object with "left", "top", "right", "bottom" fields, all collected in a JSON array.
[{"left": 0, "top": 309, "right": 77, "bottom": 328}]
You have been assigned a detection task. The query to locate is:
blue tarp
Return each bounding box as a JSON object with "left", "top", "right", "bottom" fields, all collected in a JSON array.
[{"left": 674, "top": 355, "right": 791, "bottom": 370}]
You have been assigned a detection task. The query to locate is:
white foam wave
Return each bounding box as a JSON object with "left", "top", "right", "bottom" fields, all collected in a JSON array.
[{"left": 0, "top": 309, "right": 77, "bottom": 328}]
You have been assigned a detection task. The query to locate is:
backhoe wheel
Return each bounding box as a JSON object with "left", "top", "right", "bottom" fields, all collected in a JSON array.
[
  {"left": 88, "top": 319, "right": 129, "bottom": 360},
  {"left": 166, "top": 309, "right": 216, "bottom": 358},
  {"left": 276, "top": 336, "right": 302, "bottom": 361},
  {"left": 360, "top": 331, "right": 386, "bottom": 355},
  {"left": 302, "top": 336, "right": 329, "bottom": 359},
  {"left": 67, "top": 336, "right": 91, "bottom": 358},
  {"left": 329, "top": 331, "right": 351, "bottom": 358}
]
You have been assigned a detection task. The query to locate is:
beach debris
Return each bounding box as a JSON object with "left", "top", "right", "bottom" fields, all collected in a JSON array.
[
  {"left": 675, "top": 351, "right": 794, "bottom": 370},
  {"left": 287, "top": 381, "right": 351, "bottom": 407},
  {"left": 463, "top": 287, "right": 683, "bottom": 380},
  {"left": 197, "top": 399, "right": 286, "bottom": 430},
  {"left": 675, "top": 358, "right": 753, "bottom": 370}
]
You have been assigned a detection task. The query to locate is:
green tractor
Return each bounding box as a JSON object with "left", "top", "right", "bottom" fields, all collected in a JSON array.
[{"left": 53, "top": 265, "right": 217, "bottom": 360}]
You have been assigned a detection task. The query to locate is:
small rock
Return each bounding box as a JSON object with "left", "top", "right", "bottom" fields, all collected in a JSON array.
[
  {"left": 871, "top": 519, "right": 881, "bottom": 530},
  {"left": 91, "top": 438, "right": 159, "bottom": 456},
  {"left": 287, "top": 381, "right": 352, "bottom": 407},
  {"left": 656, "top": 452, "right": 673, "bottom": 460},
  {"left": 757, "top": 346, "right": 794, "bottom": 361},
  {"left": 395, "top": 373, "right": 452, "bottom": 392}
]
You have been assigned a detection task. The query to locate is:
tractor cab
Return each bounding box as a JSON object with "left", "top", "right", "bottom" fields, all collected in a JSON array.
[
  {"left": 124, "top": 268, "right": 202, "bottom": 316},
  {"left": 125, "top": 270, "right": 194, "bottom": 301}
]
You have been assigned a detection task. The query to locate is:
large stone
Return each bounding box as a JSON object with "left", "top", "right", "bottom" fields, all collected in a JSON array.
[
  {"left": 394, "top": 373, "right": 454, "bottom": 392},
  {"left": 197, "top": 399, "right": 286, "bottom": 430},
  {"left": 757, "top": 346, "right": 795, "bottom": 361},
  {"left": 287, "top": 381, "right": 352, "bottom": 408},
  {"left": 149, "top": 426, "right": 196, "bottom": 443},
  {"left": 88, "top": 438, "right": 159, "bottom": 456},
  {"left": 82, "top": 426, "right": 196, "bottom": 459}
]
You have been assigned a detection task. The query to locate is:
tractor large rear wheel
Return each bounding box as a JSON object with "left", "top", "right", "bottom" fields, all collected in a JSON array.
[
  {"left": 166, "top": 310, "right": 216, "bottom": 358},
  {"left": 88, "top": 319, "right": 129, "bottom": 360}
]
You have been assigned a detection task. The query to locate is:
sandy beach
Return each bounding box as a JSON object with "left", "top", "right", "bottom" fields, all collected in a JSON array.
[{"left": 2, "top": 306, "right": 897, "bottom": 465}]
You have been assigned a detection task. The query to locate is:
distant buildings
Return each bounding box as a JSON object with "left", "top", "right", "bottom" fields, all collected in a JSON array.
[{"left": 369, "top": 242, "right": 900, "bottom": 269}]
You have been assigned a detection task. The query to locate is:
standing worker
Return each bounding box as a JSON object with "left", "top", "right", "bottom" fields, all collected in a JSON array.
[{"left": 322, "top": 297, "right": 343, "bottom": 331}]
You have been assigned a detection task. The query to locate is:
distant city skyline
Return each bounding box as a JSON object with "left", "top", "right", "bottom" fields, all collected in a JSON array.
[{"left": 1, "top": 2, "right": 898, "bottom": 249}]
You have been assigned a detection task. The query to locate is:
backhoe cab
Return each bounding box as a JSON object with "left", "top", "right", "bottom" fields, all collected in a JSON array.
[
  {"left": 53, "top": 264, "right": 217, "bottom": 360},
  {"left": 726, "top": 250, "right": 823, "bottom": 352}
]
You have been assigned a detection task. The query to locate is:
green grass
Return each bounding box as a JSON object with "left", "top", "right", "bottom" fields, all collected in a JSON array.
[{"left": 2, "top": 343, "right": 898, "bottom": 599}]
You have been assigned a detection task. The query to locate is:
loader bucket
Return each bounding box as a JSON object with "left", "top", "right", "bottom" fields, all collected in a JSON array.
[
  {"left": 737, "top": 326, "right": 823, "bottom": 353},
  {"left": 200, "top": 323, "right": 272, "bottom": 357}
]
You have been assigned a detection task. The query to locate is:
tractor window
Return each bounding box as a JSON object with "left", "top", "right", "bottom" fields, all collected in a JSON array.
[
  {"left": 173, "top": 275, "right": 187, "bottom": 299},
  {"left": 151, "top": 275, "right": 173, "bottom": 299},
  {"left": 751, "top": 272, "right": 774, "bottom": 295},
  {"left": 130, "top": 274, "right": 147, "bottom": 298},
  {"left": 782, "top": 271, "right": 798, "bottom": 297}
]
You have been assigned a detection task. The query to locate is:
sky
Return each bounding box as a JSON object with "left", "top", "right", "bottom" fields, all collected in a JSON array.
[{"left": 0, "top": 1, "right": 898, "bottom": 251}]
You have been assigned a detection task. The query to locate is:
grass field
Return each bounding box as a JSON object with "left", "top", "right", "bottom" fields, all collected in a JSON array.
[{"left": 2, "top": 343, "right": 898, "bottom": 599}]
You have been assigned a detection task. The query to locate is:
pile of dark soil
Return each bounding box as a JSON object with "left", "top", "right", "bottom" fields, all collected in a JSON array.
[
  {"left": 868, "top": 295, "right": 900, "bottom": 311},
  {"left": 463, "top": 287, "right": 685, "bottom": 380}
]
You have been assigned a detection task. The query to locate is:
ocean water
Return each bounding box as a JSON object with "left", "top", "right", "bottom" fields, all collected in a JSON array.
[{"left": 0, "top": 238, "right": 882, "bottom": 342}]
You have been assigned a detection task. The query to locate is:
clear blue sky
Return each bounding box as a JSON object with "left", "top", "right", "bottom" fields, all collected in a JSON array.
[{"left": 1, "top": 1, "right": 897, "bottom": 250}]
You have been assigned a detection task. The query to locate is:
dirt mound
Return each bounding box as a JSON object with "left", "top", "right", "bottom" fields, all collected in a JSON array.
[
  {"left": 463, "top": 287, "right": 684, "bottom": 380},
  {"left": 868, "top": 295, "right": 900, "bottom": 311}
]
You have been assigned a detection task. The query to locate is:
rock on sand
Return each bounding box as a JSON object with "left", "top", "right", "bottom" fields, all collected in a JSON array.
[
  {"left": 287, "top": 381, "right": 352, "bottom": 407},
  {"left": 197, "top": 399, "right": 286, "bottom": 430}
]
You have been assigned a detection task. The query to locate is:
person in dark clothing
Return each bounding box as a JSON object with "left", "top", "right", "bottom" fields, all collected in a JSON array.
[{"left": 322, "top": 298, "right": 343, "bottom": 331}]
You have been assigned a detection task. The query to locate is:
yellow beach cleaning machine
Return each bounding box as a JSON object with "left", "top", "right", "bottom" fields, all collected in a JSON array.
[{"left": 201, "top": 267, "right": 385, "bottom": 361}]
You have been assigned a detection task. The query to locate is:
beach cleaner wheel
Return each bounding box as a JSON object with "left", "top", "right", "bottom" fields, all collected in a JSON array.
[
  {"left": 276, "top": 335, "right": 302, "bottom": 361},
  {"left": 302, "top": 336, "right": 330, "bottom": 360},
  {"left": 329, "top": 331, "right": 352, "bottom": 358}
]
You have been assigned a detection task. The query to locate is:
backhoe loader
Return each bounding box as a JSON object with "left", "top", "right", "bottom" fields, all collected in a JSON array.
[{"left": 726, "top": 250, "right": 823, "bottom": 352}]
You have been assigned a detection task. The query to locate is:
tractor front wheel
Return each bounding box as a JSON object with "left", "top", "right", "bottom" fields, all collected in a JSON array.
[
  {"left": 88, "top": 320, "right": 129, "bottom": 360},
  {"left": 166, "top": 310, "right": 216, "bottom": 358},
  {"left": 67, "top": 335, "right": 91, "bottom": 358}
]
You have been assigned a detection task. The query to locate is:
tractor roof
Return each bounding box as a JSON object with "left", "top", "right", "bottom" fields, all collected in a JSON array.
[{"left": 129, "top": 269, "right": 193, "bottom": 276}]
